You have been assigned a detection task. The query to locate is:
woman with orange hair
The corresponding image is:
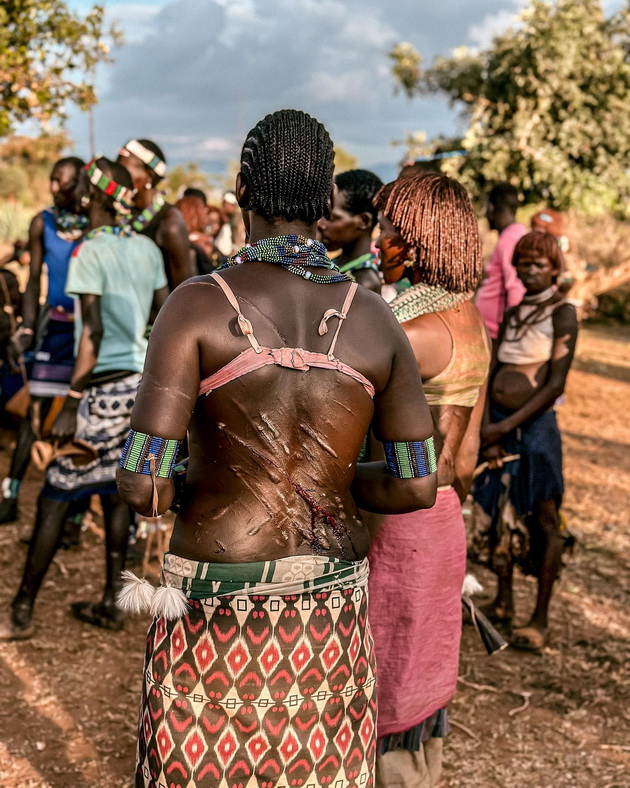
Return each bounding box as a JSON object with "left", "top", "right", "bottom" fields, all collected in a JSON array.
[{"left": 368, "top": 172, "right": 490, "bottom": 787}]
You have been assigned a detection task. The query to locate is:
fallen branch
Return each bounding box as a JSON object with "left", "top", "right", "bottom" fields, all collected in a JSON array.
[
  {"left": 508, "top": 692, "right": 531, "bottom": 717},
  {"left": 458, "top": 676, "right": 532, "bottom": 717},
  {"left": 449, "top": 719, "right": 480, "bottom": 741}
]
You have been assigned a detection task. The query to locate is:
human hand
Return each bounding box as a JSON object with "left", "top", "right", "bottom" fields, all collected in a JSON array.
[
  {"left": 482, "top": 443, "right": 507, "bottom": 469},
  {"left": 51, "top": 400, "right": 79, "bottom": 442}
]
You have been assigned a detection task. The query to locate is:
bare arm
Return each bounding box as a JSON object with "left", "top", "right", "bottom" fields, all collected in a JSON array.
[
  {"left": 19, "top": 214, "right": 45, "bottom": 343},
  {"left": 351, "top": 308, "right": 437, "bottom": 513},
  {"left": 159, "top": 206, "right": 195, "bottom": 288},
  {"left": 116, "top": 282, "right": 202, "bottom": 515},
  {"left": 454, "top": 379, "right": 487, "bottom": 502}
]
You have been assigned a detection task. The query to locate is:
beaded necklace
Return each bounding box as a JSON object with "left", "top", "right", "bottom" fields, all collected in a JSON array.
[
  {"left": 390, "top": 281, "right": 473, "bottom": 323},
  {"left": 51, "top": 207, "right": 89, "bottom": 241},
  {"left": 223, "top": 234, "right": 352, "bottom": 284},
  {"left": 338, "top": 252, "right": 380, "bottom": 275},
  {"left": 126, "top": 192, "right": 166, "bottom": 233},
  {"left": 85, "top": 224, "right": 135, "bottom": 242}
]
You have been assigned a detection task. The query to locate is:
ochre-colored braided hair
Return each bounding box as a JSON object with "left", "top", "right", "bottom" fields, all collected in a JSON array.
[
  {"left": 512, "top": 230, "right": 565, "bottom": 281},
  {"left": 374, "top": 172, "right": 482, "bottom": 292},
  {"left": 240, "top": 109, "right": 334, "bottom": 224}
]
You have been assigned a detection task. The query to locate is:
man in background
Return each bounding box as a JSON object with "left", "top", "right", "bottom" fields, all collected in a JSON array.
[{"left": 475, "top": 183, "right": 528, "bottom": 341}]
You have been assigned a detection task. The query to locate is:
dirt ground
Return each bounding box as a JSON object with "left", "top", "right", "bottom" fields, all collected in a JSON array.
[{"left": 0, "top": 323, "right": 628, "bottom": 788}]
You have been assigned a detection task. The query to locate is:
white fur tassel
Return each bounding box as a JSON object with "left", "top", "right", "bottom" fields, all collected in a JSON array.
[
  {"left": 462, "top": 573, "right": 483, "bottom": 597},
  {"left": 150, "top": 585, "right": 189, "bottom": 620},
  {"left": 117, "top": 569, "right": 156, "bottom": 613}
]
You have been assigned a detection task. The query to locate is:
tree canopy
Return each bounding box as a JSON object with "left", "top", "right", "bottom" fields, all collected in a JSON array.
[
  {"left": 0, "top": 1, "right": 120, "bottom": 137},
  {"left": 390, "top": 0, "right": 630, "bottom": 214}
]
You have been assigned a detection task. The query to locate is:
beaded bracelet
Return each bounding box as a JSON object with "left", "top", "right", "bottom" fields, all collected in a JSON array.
[
  {"left": 384, "top": 437, "right": 437, "bottom": 479},
  {"left": 120, "top": 430, "right": 180, "bottom": 478}
]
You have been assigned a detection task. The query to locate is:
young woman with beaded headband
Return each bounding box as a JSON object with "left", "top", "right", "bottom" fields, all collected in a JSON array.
[
  {"left": 368, "top": 172, "right": 491, "bottom": 787},
  {"left": 116, "top": 108, "right": 438, "bottom": 788},
  {"left": 117, "top": 138, "right": 195, "bottom": 287},
  {"left": 0, "top": 157, "right": 168, "bottom": 641}
]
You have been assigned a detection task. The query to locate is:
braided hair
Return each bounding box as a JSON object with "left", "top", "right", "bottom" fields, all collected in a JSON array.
[
  {"left": 240, "top": 109, "right": 334, "bottom": 224},
  {"left": 374, "top": 172, "right": 482, "bottom": 292},
  {"left": 334, "top": 169, "right": 383, "bottom": 228},
  {"left": 512, "top": 231, "right": 564, "bottom": 281}
]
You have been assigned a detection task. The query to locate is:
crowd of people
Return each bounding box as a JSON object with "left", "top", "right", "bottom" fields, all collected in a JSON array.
[{"left": 0, "top": 110, "right": 578, "bottom": 787}]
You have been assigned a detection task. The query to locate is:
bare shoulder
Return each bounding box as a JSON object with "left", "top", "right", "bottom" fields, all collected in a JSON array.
[{"left": 29, "top": 212, "right": 45, "bottom": 236}]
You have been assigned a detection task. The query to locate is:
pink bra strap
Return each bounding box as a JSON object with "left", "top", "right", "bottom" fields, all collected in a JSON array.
[
  {"left": 318, "top": 282, "right": 359, "bottom": 360},
  {"left": 210, "top": 272, "right": 262, "bottom": 353}
]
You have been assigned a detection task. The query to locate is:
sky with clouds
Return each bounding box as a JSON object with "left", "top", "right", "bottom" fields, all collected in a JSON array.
[{"left": 64, "top": 0, "right": 622, "bottom": 177}]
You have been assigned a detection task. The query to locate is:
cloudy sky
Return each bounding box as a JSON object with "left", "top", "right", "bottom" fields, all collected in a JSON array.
[{"left": 65, "top": 0, "right": 620, "bottom": 178}]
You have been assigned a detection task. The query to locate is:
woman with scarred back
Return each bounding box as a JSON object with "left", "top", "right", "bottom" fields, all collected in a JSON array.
[{"left": 117, "top": 109, "right": 437, "bottom": 788}]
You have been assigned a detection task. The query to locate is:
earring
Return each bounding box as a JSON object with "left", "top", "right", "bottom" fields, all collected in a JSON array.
[
  {"left": 80, "top": 195, "right": 90, "bottom": 208},
  {"left": 145, "top": 183, "right": 152, "bottom": 190}
]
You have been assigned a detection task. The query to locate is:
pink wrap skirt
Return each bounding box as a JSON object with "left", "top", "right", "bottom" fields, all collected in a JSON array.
[{"left": 368, "top": 487, "right": 466, "bottom": 737}]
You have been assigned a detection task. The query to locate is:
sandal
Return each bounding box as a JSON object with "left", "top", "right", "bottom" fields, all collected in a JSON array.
[
  {"left": 510, "top": 625, "right": 546, "bottom": 653},
  {"left": 70, "top": 601, "right": 124, "bottom": 631}
]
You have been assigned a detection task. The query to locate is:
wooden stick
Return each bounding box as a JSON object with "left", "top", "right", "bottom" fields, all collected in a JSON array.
[{"left": 449, "top": 719, "right": 480, "bottom": 741}]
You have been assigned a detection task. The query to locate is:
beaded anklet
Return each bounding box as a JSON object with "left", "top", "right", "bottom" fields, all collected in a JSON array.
[
  {"left": 120, "top": 430, "right": 180, "bottom": 478},
  {"left": 384, "top": 437, "right": 437, "bottom": 478}
]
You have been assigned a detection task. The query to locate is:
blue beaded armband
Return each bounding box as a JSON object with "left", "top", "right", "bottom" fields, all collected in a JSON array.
[
  {"left": 120, "top": 430, "right": 180, "bottom": 478},
  {"left": 384, "top": 437, "right": 437, "bottom": 478}
]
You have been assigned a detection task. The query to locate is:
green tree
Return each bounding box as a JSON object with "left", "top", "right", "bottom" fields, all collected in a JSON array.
[
  {"left": 334, "top": 145, "right": 358, "bottom": 174},
  {"left": 389, "top": 0, "right": 630, "bottom": 214},
  {"left": 0, "top": 1, "right": 121, "bottom": 137}
]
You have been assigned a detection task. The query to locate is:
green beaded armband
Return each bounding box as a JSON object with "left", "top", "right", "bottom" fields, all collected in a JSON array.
[
  {"left": 120, "top": 430, "right": 180, "bottom": 478},
  {"left": 384, "top": 437, "right": 437, "bottom": 478}
]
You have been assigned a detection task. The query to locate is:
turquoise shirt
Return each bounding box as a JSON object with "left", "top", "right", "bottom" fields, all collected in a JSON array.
[{"left": 66, "top": 233, "right": 167, "bottom": 374}]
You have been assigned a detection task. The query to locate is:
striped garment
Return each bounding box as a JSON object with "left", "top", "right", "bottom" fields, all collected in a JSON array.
[{"left": 43, "top": 373, "right": 141, "bottom": 500}]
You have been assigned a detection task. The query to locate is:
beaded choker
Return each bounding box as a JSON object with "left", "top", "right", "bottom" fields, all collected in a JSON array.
[
  {"left": 126, "top": 192, "right": 165, "bottom": 233},
  {"left": 390, "top": 282, "right": 473, "bottom": 323},
  {"left": 52, "top": 208, "right": 89, "bottom": 241},
  {"left": 85, "top": 224, "right": 135, "bottom": 241},
  {"left": 224, "top": 235, "right": 352, "bottom": 284},
  {"left": 85, "top": 159, "right": 135, "bottom": 215}
]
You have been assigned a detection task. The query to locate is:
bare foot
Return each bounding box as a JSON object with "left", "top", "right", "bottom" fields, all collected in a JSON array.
[
  {"left": 479, "top": 602, "right": 513, "bottom": 625},
  {"left": 0, "top": 610, "right": 34, "bottom": 641},
  {"left": 511, "top": 625, "right": 547, "bottom": 653}
]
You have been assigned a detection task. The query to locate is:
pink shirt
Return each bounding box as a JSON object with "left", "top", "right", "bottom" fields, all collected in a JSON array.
[{"left": 475, "top": 222, "right": 528, "bottom": 338}]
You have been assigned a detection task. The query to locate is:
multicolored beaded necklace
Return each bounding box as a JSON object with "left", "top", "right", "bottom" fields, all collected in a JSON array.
[
  {"left": 223, "top": 234, "right": 352, "bottom": 284},
  {"left": 84, "top": 224, "right": 135, "bottom": 242},
  {"left": 390, "top": 282, "right": 473, "bottom": 323},
  {"left": 51, "top": 207, "right": 89, "bottom": 241},
  {"left": 126, "top": 192, "right": 166, "bottom": 233}
]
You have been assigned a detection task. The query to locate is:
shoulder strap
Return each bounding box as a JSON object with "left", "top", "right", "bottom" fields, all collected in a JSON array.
[
  {"left": 318, "top": 282, "right": 359, "bottom": 360},
  {"left": 210, "top": 272, "right": 262, "bottom": 353}
]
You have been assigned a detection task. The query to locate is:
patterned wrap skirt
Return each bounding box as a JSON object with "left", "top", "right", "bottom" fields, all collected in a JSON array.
[
  {"left": 43, "top": 373, "right": 140, "bottom": 501},
  {"left": 136, "top": 554, "right": 377, "bottom": 788}
]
